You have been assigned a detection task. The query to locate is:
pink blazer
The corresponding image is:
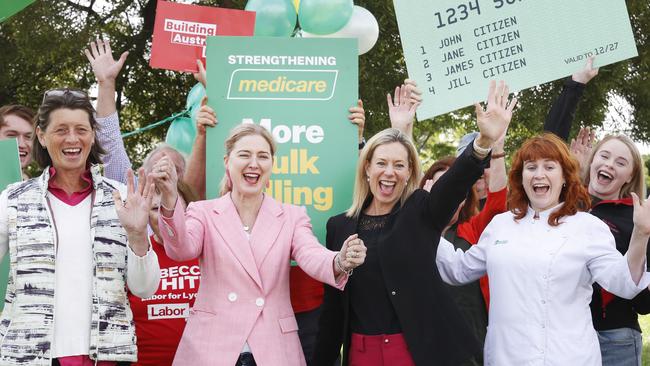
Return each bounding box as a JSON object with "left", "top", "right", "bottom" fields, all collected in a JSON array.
[{"left": 159, "top": 194, "right": 346, "bottom": 366}]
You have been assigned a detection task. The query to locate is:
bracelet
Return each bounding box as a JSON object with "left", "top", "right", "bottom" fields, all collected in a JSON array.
[
  {"left": 471, "top": 138, "right": 492, "bottom": 159},
  {"left": 335, "top": 253, "right": 353, "bottom": 276},
  {"left": 491, "top": 152, "right": 506, "bottom": 159}
]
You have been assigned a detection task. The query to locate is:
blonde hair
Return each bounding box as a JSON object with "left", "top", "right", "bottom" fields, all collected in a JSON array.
[
  {"left": 346, "top": 128, "right": 421, "bottom": 218},
  {"left": 585, "top": 134, "right": 646, "bottom": 199},
  {"left": 219, "top": 123, "right": 276, "bottom": 196}
]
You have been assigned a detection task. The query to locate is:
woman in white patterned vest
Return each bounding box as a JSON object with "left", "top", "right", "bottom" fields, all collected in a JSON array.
[{"left": 0, "top": 89, "right": 161, "bottom": 366}]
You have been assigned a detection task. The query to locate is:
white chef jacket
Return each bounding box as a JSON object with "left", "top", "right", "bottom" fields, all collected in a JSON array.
[{"left": 436, "top": 205, "right": 650, "bottom": 366}]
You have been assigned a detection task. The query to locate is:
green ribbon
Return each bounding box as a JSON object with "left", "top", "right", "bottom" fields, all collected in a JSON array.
[{"left": 121, "top": 109, "right": 190, "bottom": 138}]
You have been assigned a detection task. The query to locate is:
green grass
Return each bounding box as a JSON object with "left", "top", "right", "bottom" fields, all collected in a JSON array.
[{"left": 639, "top": 314, "right": 650, "bottom": 365}]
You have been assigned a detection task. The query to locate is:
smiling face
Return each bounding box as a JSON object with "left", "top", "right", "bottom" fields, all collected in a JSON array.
[
  {"left": 588, "top": 138, "right": 635, "bottom": 201},
  {"left": 225, "top": 134, "right": 273, "bottom": 197},
  {"left": 0, "top": 114, "right": 33, "bottom": 168},
  {"left": 522, "top": 158, "right": 565, "bottom": 212},
  {"left": 36, "top": 108, "right": 94, "bottom": 174},
  {"left": 365, "top": 142, "right": 411, "bottom": 214}
]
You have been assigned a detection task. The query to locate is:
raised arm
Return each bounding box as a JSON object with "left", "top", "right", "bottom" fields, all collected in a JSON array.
[
  {"left": 184, "top": 96, "right": 215, "bottom": 200},
  {"left": 388, "top": 79, "right": 421, "bottom": 140},
  {"left": 112, "top": 168, "right": 160, "bottom": 298},
  {"left": 543, "top": 57, "right": 598, "bottom": 141},
  {"left": 426, "top": 81, "right": 515, "bottom": 231},
  {"left": 184, "top": 60, "right": 214, "bottom": 199},
  {"left": 460, "top": 129, "right": 509, "bottom": 243},
  {"left": 154, "top": 155, "right": 205, "bottom": 260},
  {"left": 628, "top": 193, "right": 650, "bottom": 285},
  {"left": 84, "top": 38, "right": 132, "bottom": 183}
]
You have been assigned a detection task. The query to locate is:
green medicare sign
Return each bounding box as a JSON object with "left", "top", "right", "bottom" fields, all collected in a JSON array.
[
  {"left": 205, "top": 36, "right": 358, "bottom": 244},
  {"left": 0, "top": 139, "right": 22, "bottom": 310}
]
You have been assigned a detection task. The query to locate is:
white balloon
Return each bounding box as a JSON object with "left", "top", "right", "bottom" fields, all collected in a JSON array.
[{"left": 300, "top": 5, "right": 379, "bottom": 55}]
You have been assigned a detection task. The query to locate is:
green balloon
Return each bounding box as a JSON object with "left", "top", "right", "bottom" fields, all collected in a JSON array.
[
  {"left": 185, "top": 82, "right": 205, "bottom": 110},
  {"left": 246, "top": 0, "right": 297, "bottom": 37},
  {"left": 298, "top": 0, "right": 353, "bottom": 35},
  {"left": 166, "top": 117, "right": 196, "bottom": 156}
]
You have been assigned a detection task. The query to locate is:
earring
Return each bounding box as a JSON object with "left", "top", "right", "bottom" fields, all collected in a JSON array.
[{"left": 366, "top": 176, "right": 370, "bottom": 182}]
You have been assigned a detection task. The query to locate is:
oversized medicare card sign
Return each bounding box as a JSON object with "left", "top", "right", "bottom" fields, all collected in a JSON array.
[
  {"left": 0, "top": 0, "right": 36, "bottom": 23},
  {"left": 150, "top": 0, "right": 255, "bottom": 72},
  {"left": 0, "top": 139, "right": 22, "bottom": 310},
  {"left": 205, "top": 36, "right": 358, "bottom": 244},
  {"left": 393, "top": 0, "right": 638, "bottom": 120}
]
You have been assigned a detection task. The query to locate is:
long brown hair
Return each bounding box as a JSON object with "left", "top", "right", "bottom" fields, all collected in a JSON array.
[
  {"left": 508, "top": 133, "right": 590, "bottom": 226},
  {"left": 421, "top": 156, "right": 479, "bottom": 224}
]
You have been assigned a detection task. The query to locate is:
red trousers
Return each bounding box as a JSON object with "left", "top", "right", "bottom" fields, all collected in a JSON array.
[{"left": 349, "top": 333, "right": 416, "bottom": 366}]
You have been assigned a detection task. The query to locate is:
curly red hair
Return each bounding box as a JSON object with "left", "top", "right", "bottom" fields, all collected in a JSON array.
[{"left": 508, "top": 133, "right": 590, "bottom": 226}]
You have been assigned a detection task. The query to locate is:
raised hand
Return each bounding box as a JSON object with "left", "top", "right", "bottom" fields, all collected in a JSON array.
[
  {"left": 84, "top": 38, "right": 128, "bottom": 84},
  {"left": 388, "top": 84, "right": 420, "bottom": 137},
  {"left": 569, "top": 127, "right": 595, "bottom": 178},
  {"left": 404, "top": 79, "right": 423, "bottom": 104},
  {"left": 572, "top": 56, "right": 599, "bottom": 85},
  {"left": 474, "top": 80, "right": 517, "bottom": 149},
  {"left": 337, "top": 234, "right": 367, "bottom": 273},
  {"left": 632, "top": 193, "right": 650, "bottom": 236},
  {"left": 113, "top": 168, "right": 153, "bottom": 242},
  {"left": 150, "top": 156, "right": 179, "bottom": 212},
  {"left": 348, "top": 99, "right": 365, "bottom": 143},
  {"left": 196, "top": 96, "right": 217, "bottom": 136}
]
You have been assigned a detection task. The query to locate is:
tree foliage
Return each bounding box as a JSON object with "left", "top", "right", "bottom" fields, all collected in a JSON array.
[{"left": 1, "top": 0, "right": 649, "bottom": 168}]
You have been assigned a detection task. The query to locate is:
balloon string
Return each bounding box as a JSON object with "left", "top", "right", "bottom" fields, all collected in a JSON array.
[{"left": 121, "top": 109, "right": 191, "bottom": 138}]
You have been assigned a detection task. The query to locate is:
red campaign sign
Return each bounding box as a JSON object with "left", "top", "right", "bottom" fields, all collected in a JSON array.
[{"left": 150, "top": 0, "right": 255, "bottom": 72}]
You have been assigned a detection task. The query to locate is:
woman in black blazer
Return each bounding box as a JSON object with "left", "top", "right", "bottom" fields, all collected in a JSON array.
[{"left": 313, "top": 81, "right": 517, "bottom": 366}]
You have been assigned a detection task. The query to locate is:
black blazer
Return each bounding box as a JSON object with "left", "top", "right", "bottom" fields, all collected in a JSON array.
[{"left": 313, "top": 146, "right": 487, "bottom": 366}]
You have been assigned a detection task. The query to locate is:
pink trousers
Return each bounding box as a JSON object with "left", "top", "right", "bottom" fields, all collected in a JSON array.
[{"left": 349, "top": 333, "right": 416, "bottom": 366}]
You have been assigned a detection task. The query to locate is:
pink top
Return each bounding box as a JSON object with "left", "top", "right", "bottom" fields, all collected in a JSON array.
[{"left": 47, "top": 167, "right": 93, "bottom": 206}]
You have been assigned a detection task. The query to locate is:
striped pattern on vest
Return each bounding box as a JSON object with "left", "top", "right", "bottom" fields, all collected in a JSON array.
[{"left": 0, "top": 167, "right": 137, "bottom": 365}]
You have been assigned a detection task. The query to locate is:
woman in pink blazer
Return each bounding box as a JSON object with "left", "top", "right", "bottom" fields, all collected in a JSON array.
[{"left": 151, "top": 123, "right": 367, "bottom": 366}]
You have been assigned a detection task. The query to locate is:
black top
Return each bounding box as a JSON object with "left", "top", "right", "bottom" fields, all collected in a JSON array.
[
  {"left": 349, "top": 213, "right": 402, "bottom": 335},
  {"left": 589, "top": 198, "right": 650, "bottom": 332},
  {"left": 442, "top": 227, "right": 487, "bottom": 366},
  {"left": 543, "top": 77, "right": 586, "bottom": 140},
  {"left": 313, "top": 145, "right": 487, "bottom": 366}
]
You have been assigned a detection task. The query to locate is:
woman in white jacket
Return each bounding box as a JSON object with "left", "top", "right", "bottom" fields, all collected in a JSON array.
[
  {"left": 436, "top": 133, "right": 650, "bottom": 366},
  {"left": 0, "top": 89, "right": 160, "bottom": 366}
]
